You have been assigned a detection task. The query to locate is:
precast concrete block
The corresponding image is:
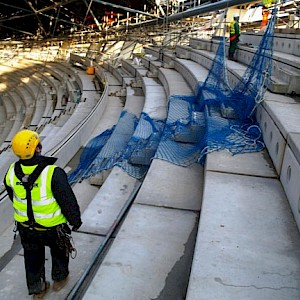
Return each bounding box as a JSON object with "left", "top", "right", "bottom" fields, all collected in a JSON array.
[
  {"left": 190, "top": 51, "right": 212, "bottom": 70},
  {"left": 189, "top": 38, "right": 208, "bottom": 50},
  {"left": 293, "top": 39, "right": 300, "bottom": 56},
  {"left": 174, "top": 61, "right": 197, "bottom": 93},
  {"left": 287, "top": 133, "right": 300, "bottom": 165},
  {"left": 260, "top": 105, "right": 286, "bottom": 174},
  {"left": 274, "top": 37, "right": 294, "bottom": 55},
  {"left": 175, "top": 46, "right": 191, "bottom": 59},
  {"left": 263, "top": 100, "right": 300, "bottom": 138},
  {"left": 280, "top": 146, "right": 300, "bottom": 231}
]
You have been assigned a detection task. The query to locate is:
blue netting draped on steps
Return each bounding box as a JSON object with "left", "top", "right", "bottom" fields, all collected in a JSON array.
[
  {"left": 68, "top": 111, "right": 138, "bottom": 183},
  {"left": 68, "top": 110, "right": 166, "bottom": 183},
  {"left": 117, "top": 112, "right": 165, "bottom": 179},
  {"left": 155, "top": 8, "right": 277, "bottom": 166},
  {"left": 69, "top": 9, "right": 276, "bottom": 182},
  {"left": 225, "top": 10, "right": 276, "bottom": 120},
  {"left": 83, "top": 110, "right": 139, "bottom": 178},
  {"left": 68, "top": 127, "right": 114, "bottom": 184}
]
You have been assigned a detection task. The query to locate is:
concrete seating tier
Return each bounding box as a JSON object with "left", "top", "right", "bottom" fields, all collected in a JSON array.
[
  {"left": 0, "top": 93, "right": 16, "bottom": 149},
  {"left": 41, "top": 76, "right": 99, "bottom": 156},
  {"left": 10, "top": 59, "right": 61, "bottom": 110},
  {"left": 0, "top": 102, "right": 6, "bottom": 124},
  {"left": 25, "top": 56, "right": 101, "bottom": 155},
  {"left": 1, "top": 36, "right": 300, "bottom": 299},
  {"left": 0, "top": 63, "right": 138, "bottom": 299},
  {"left": 83, "top": 52, "right": 208, "bottom": 299},
  {"left": 0, "top": 92, "right": 15, "bottom": 120},
  {"left": 46, "top": 62, "right": 81, "bottom": 103},
  {"left": 13, "top": 86, "right": 35, "bottom": 127},
  {"left": 0, "top": 63, "right": 54, "bottom": 133},
  {"left": 241, "top": 30, "right": 300, "bottom": 57},
  {"left": 189, "top": 36, "right": 300, "bottom": 95},
  {"left": 139, "top": 53, "right": 193, "bottom": 98},
  {"left": 159, "top": 37, "right": 300, "bottom": 299},
  {"left": 172, "top": 36, "right": 300, "bottom": 231},
  {"left": 176, "top": 43, "right": 245, "bottom": 88},
  {"left": 0, "top": 120, "right": 14, "bottom": 150},
  {"left": 0, "top": 91, "right": 24, "bottom": 146},
  {"left": 186, "top": 149, "right": 300, "bottom": 300},
  {"left": 101, "top": 60, "right": 134, "bottom": 93},
  {"left": 144, "top": 46, "right": 209, "bottom": 94},
  {"left": 129, "top": 39, "right": 300, "bottom": 300},
  {"left": 121, "top": 58, "right": 146, "bottom": 78},
  {"left": 9, "top": 67, "right": 48, "bottom": 101},
  {"left": 0, "top": 65, "right": 35, "bottom": 108},
  {"left": 257, "top": 93, "right": 300, "bottom": 230}
]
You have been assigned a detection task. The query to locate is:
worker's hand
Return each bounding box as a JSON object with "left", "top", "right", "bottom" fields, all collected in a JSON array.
[
  {"left": 72, "top": 221, "right": 82, "bottom": 232},
  {"left": 72, "top": 226, "right": 79, "bottom": 232}
]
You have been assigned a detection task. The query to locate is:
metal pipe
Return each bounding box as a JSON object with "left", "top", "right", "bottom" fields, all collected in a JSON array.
[
  {"left": 124, "top": 0, "right": 255, "bottom": 29},
  {"left": 92, "top": 0, "right": 160, "bottom": 18}
]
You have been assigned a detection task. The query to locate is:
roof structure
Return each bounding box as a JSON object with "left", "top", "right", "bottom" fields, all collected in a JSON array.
[
  {"left": 0, "top": 0, "right": 299, "bottom": 44},
  {"left": 0, "top": 0, "right": 153, "bottom": 40}
]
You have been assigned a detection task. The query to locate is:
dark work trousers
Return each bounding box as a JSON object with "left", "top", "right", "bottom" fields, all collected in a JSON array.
[
  {"left": 229, "top": 38, "right": 239, "bottom": 60},
  {"left": 17, "top": 223, "right": 69, "bottom": 295}
]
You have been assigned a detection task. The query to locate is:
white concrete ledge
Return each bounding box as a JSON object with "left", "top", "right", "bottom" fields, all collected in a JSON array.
[{"left": 186, "top": 168, "right": 300, "bottom": 300}]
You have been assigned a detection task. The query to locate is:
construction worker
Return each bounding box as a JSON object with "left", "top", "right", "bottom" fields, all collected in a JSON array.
[
  {"left": 229, "top": 13, "right": 240, "bottom": 60},
  {"left": 3, "top": 129, "right": 82, "bottom": 299},
  {"left": 260, "top": 0, "right": 274, "bottom": 30}
]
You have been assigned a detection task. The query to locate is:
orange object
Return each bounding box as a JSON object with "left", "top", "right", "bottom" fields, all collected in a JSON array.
[
  {"left": 260, "top": 10, "right": 269, "bottom": 30},
  {"left": 86, "top": 66, "right": 95, "bottom": 75}
]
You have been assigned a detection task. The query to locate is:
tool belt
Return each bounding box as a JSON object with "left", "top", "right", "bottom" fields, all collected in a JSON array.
[
  {"left": 18, "top": 222, "right": 77, "bottom": 259},
  {"left": 19, "top": 221, "right": 54, "bottom": 231},
  {"left": 56, "top": 224, "right": 77, "bottom": 259}
]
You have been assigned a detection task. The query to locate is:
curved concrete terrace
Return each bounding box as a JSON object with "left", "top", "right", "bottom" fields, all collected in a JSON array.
[
  {"left": 81, "top": 34, "right": 300, "bottom": 299},
  {"left": 82, "top": 48, "right": 205, "bottom": 300},
  {"left": 0, "top": 29, "right": 299, "bottom": 300}
]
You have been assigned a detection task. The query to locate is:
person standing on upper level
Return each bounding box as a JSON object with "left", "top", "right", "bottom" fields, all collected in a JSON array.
[{"left": 229, "top": 13, "right": 240, "bottom": 61}]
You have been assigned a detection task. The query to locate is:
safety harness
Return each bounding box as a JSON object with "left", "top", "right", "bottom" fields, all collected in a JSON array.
[
  {"left": 13, "top": 161, "right": 77, "bottom": 258},
  {"left": 14, "top": 161, "right": 50, "bottom": 228}
]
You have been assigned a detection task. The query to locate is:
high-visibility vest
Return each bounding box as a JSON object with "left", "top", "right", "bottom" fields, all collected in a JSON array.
[
  {"left": 5, "top": 163, "right": 67, "bottom": 227},
  {"left": 230, "top": 20, "right": 239, "bottom": 41},
  {"left": 230, "top": 21, "right": 237, "bottom": 35},
  {"left": 263, "top": 0, "right": 273, "bottom": 8}
]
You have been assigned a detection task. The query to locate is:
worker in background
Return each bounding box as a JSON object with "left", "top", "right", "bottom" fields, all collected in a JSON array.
[
  {"left": 229, "top": 13, "right": 240, "bottom": 60},
  {"left": 261, "top": 0, "right": 276, "bottom": 30},
  {"left": 260, "top": 5, "right": 270, "bottom": 30},
  {"left": 4, "top": 130, "right": 82, "bottom": 299}
]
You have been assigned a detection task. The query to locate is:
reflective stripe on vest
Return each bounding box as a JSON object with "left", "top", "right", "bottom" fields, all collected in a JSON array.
[{"left": 5, "top": 163, "right": 67, "bottom": 227}]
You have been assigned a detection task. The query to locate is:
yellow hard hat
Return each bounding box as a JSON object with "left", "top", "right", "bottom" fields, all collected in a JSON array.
[{"left": 11, "top": 130, "right": 40, "bottom": 160}]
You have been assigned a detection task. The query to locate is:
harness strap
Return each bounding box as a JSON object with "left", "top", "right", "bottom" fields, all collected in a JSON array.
[{"left": 14, "top": 161, "right": 50, "bottom": 226}]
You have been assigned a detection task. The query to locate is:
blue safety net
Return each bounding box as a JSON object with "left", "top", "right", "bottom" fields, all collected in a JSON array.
[
  {"left": 68, "top": 127, "right": 114, "bottom": 184},
  {"left": 83, "top": 110, "right": 139, "bottom": 178},
  {"left": 155, "top": 8, "right": 277, "bottom": 165},
  {"left": 117, "top": 112, "right": 165, "bottom": 179},
  {"left": 68, "top": 110, "right": 165, "bottom": 183},
  {"left": 68, "top": 8, "right": 276, "bottom": 183},
  {"left": 68, "top": 110, "right": 138, "bottom": 184}
]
